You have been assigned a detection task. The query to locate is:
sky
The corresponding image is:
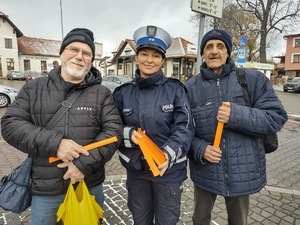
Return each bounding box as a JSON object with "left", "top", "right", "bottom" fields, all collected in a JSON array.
[
  {"left": 1, "top": 0, "right": 287, "bottom": 59},
  {"left": 1, "top": 0, "right": 200, "bottom": 56}
]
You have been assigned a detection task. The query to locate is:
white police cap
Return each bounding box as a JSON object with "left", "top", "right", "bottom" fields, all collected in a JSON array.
[{"left": 133, "top": 25, "right": 172, "bottom": 54}]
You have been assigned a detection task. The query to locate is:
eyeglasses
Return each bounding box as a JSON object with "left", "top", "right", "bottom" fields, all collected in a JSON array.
[{"left": 65, "top": 46, "right": 93, "bottom": 59}]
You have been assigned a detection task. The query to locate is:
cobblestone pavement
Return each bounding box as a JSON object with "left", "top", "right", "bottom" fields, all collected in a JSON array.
[{"left": 1, "top": 119, "right": 300, "bottom": 225}]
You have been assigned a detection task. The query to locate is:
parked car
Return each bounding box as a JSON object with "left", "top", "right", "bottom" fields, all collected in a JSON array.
[
  {"left": 24, "top": 71, "right": 45, "bottom": 82},
  {"left": 0, "top": 84, "right": 19, "bottom": 107},
  {"left": 102, "top": 75, "right": 132, "bottom": 92},
  {"left": 283, "top": 77, "right": 300, "bottom": 92},
  {"left": 6, "top": 71, "right": 26, "bottom": 80},
  {"left": 41, "top": 70, "right": 49, "bottom": 76}
]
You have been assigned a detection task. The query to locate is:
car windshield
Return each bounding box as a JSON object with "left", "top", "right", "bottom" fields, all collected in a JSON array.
[
  {"left": 291, "top": 78, "right": 300, "bottom": 83},
  {"left": 14, "top": 72, "right": 22, "bottom": 75}
]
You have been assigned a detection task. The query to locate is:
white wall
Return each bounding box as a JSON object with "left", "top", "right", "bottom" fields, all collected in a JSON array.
[{"left": 0, "top": 19, "right": 20, "bottom": 76}]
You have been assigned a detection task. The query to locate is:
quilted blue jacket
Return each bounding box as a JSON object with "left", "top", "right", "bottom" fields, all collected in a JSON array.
[{"left": 184, "top": 59, "right": 288, "bottom": 197}]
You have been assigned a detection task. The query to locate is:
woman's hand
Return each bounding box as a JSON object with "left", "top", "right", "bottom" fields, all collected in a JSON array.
[
  {"left": 158, "top": 153, "right": 169, "bottom": 176},
  {"left": 131, "top": 129, "right": 143, "bottom": 145}
]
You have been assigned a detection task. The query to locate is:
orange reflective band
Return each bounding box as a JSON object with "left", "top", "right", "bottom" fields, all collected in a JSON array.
[
  {"left": 213, "top": 103, "right": 229, "bottom": 148},
  {"left": 49, "top": 136, "right": 118, "bottom": 163}
]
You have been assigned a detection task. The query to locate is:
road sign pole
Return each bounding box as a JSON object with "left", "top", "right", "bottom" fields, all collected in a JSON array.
[
  {"left": 191, "top": 0, "right": 223, "bottom": 74},
  {"left": 196, "top": 13, "right": 205, "bottom": 74}
]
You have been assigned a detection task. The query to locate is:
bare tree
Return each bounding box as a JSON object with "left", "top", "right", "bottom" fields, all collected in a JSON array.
[
  {"left": 214, "top": 3, "right": 260, "bottom": 62},
  {"left": 236, "top": 0, "right": 300, "bottom": 63},
  {"left": 190, "top": 0, "right": 300, "bottom": 63},
  {"left": 190, "top": 3, "right": 260, "bottom": 62}
]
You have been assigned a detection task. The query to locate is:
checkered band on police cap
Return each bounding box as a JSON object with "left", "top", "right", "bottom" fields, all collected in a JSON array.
[
  {"left": 200, "top": 29, "right": 232, "bottom": 56},
  {"left": 133, "top": 25, "right": 172, "bottom": 55}
]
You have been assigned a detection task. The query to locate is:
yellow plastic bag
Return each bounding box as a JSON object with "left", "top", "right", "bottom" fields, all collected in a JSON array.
[{"left": 56, "top": 181, "right": 104, "bottom": 225}]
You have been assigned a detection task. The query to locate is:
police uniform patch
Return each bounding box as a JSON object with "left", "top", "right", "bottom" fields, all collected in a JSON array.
[{"left": 161, "top": 104, "right": 174, "bottom": 112}]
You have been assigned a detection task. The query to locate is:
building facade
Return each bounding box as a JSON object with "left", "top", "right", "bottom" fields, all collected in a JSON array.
[
  {"left": 0, "top": 12, "right": 23, "bottom": 77},
  {"left": 273, "top": 33, "right": 300, "bottom": 78},
  {"left": 108, "top": 37, "right": 197, "bottom": 82},
  {"left": 283, "top": 33, "right": 300, "bottom": 77},
  {"left": 0, "top": 11, "right": 103, "bottom": 78}
]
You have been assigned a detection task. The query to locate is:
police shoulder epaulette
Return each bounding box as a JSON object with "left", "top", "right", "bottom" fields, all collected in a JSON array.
[
  {"left": 166, "top": 77, "right": 186, "bottom": 88},
  {"left": 114, "top": 81, "right": 134, "bottom": 92},
  {"left": 166, "top": 77, "right": 187, "bottom": 92}
]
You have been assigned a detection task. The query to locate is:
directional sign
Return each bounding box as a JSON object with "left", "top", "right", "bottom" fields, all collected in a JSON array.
[{"left": 191, "top": 0, "right": 223, "bottom": 19}]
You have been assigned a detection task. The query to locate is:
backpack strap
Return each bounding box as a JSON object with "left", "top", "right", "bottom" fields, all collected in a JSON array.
[{"left": 236, "top": 67, "right": 251, "bottom": 107}]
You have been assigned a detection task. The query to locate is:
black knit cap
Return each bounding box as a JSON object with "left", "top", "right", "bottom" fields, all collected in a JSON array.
[
  {"left": 59, "top": 28, "right": 95, "bottom": 61},
  {"left": 200, "top": 29, "right": 232, "bottom": 56}
]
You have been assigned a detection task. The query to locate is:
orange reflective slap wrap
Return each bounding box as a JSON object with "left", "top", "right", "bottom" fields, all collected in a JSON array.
[
  {"left": 213, "top": 103, "right": 229, "bottom": 148},
  {"left": 48, "top": 136, "right": 118, "bottom": 163}
]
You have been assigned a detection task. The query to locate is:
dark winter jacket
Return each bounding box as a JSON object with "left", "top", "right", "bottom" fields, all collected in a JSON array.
[
  {"left": 184, "top": 59, "right": 287, "bottom": 197},
  {"left": 1, "top": 66, "right": 123, "bottom": 196},
  {"left": 113, "top": 69, "right": 195, "bottom": 183}
]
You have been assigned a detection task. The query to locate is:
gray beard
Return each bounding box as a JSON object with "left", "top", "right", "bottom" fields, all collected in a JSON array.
[{"left": 64, "top": 65, "right": 88, "bottom": 80}]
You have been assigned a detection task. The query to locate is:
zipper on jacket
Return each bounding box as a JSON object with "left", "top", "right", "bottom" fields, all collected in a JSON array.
[
  {"left": 216, "top": 78, "right": 222, "bottom": 102},
  {"left": 217, "top": 77, "right": 230, "bottom": 196}
]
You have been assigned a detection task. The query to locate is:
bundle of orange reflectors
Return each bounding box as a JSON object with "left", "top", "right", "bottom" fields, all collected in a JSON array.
[{"left": 136, "top": 128, "right": 166, "bottom": 176}]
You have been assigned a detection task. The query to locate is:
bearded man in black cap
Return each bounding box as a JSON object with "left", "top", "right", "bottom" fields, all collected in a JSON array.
[
  {"left": 1, "top": 28, "right": 123, "bottom": 225},
  {"left": 185, "top": 29, "right": 287, "bottom": 225}
]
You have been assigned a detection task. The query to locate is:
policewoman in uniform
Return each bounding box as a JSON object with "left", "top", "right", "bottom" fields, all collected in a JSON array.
[{"left": 113, "top": 25, "right": 195, "bottom": 225}]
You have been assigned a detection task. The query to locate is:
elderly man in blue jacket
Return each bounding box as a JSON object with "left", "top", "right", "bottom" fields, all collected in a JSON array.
[{"left": 185, "top": 29, "right": 288, "bottom": 225}]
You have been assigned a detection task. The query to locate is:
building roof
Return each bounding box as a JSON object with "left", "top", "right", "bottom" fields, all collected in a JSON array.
[
  {"left": 111, "top": 37, "right": 197, "bottom": 63},
  {"left": 0, "top": 11, "right": 23, "bottom": 37},
  {"left": 283, "top": 33, "right": 300, "bottom": 38},
  {"left": 166, "top": 37, "right": 197, "bottom": 58},
  {"left": 18, "top": 36, "right": 62, "bottom": 57}
]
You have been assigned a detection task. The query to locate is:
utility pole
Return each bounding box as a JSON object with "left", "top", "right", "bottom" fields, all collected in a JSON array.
[{"left": 60, "top": 0, "right": 64, "bottom": 39}]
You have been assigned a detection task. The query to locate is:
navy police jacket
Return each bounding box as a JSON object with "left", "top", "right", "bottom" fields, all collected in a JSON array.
[
  {"left": 185, "top": 58, "right": 288, "bottom": 197},
  {"left": 113, "top": 69, "right": 195, "bottom": 183}
]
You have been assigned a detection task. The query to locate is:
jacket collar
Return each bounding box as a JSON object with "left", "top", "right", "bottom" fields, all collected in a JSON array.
[
  {"left": 135, "top": 68, "right": 165, "bottom": 89},
  {"left": 200, "top": 58, "right": 235, "bottom": 80}
]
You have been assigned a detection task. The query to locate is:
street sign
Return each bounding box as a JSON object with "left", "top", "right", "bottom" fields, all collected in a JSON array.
[
  {"left": 238, "top": 35, "right": 248, "bottom": 48},
  {"left": 237, "top": 48, "right": 247, "bottom": 63},
  {"left": 191, "top": 0, "right": 223, "bottom": 19}
]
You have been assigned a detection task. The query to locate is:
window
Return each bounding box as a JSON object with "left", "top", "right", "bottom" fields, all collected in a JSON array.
[
  {"left": 293, "top": 54, "right": 300, "bottom": 63},
  {"left": 5, "top": 39, "right": 13, "bottom": 49},
  {"left": 41, "top": 61, "right": 47, "bottom": 71},
  {"left": 172, "top": 59, "right": 180, "bottom": 78},
  {"left": 118, "top": 58, "right": 123, "bottom": 70},
  {"left": 6, "top": 58, "right": 14, "bottom": 70},
  {"left": 295, "top": 38, "right": 300, "bottom": 47},
  {"left": 24, "top": 60, "right": 31, "bottom": 71}
]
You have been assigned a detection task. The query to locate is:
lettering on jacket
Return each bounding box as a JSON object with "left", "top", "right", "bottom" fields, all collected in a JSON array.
[
  {"left": 75, "top": 106, "right": 95, "bottom": 111},
  {"left": 161, "top": 104, "right": 174, "bottom": 112}
]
